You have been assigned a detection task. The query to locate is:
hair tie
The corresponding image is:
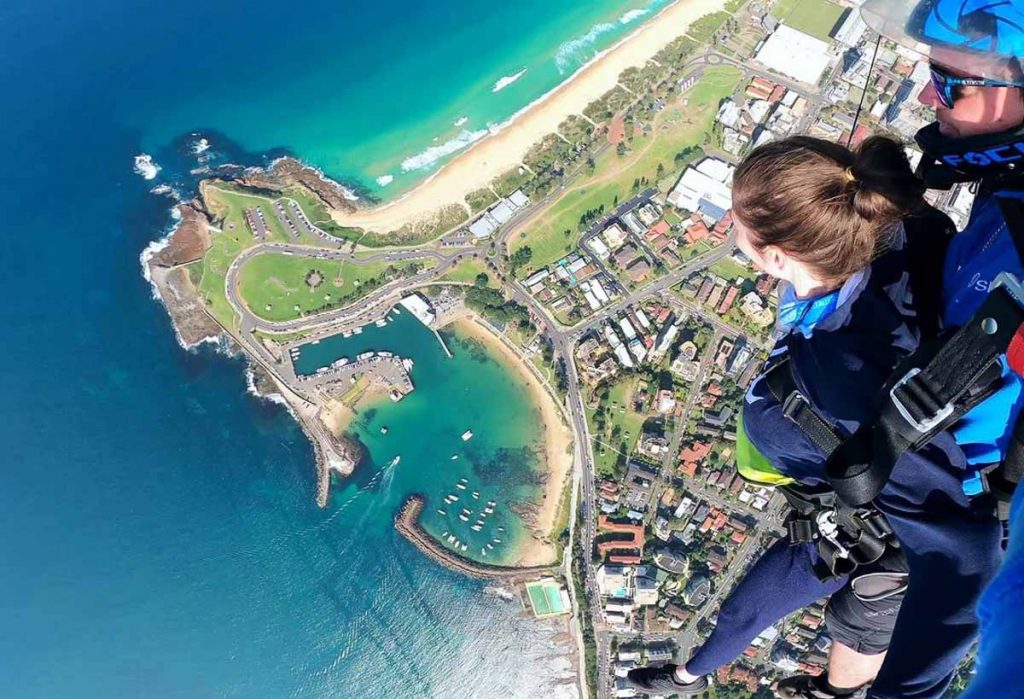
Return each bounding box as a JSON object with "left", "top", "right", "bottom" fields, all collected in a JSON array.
[{"left": 844, "top": 167, "right": 857, "bottom": 183}]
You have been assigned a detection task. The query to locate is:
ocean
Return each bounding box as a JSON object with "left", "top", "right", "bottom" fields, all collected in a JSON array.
[{"left": 0, "top": 0, "right": 660, "bottom": 695}]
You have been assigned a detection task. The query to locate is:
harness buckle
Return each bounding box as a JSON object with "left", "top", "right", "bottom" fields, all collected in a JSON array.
[
  {"left": 991, "top": 272, "right": 1024, "bottom": 308},
  {"left": 815, "top": 509, "right": 850, "bottom": 560},
  {"left": 889, "top": 367, "right": 954, "bottom": 434}
]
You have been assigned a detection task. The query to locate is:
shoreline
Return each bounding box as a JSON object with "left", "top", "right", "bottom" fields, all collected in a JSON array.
[
  {"left": 442, "top": 314, "right": 573, "bottom": 567},
  {"left": 332, "top": 0, "right": 725, "bottom": 233}
]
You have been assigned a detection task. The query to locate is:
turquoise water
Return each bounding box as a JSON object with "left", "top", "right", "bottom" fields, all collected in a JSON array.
[
  {"left": 0, "top": 0, "right": 655, "bottom": 694},
  {"left": 134, "top": 0, "right": 671, "bottom": 196},
  {"left": 296, "top": 311, "right": 550, "bottom": 566}
]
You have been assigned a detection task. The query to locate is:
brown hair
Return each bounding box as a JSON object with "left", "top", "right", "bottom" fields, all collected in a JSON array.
[{"left": 732, "top": 135, "right": 927, "bottom": 284}]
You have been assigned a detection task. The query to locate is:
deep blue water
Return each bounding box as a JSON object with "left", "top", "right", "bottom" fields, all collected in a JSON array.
[{"left": 0, "top": 0, "right": 632, "bottom": 695}]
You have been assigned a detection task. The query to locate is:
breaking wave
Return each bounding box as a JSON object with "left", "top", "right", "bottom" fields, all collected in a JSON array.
[
  {"left": 453, "top": 116, "right": 469, "bottom": 127},
  {"left": 375, "top": 174, "right": 394, "bottom": 187},
  {"left": 492, "top": 68, "right": 527, "bottom": 93},
  {"left": 554, "top": 4, "right": 655, "bottom": 74},
  {"left": 619, "top": 7, "right": 648, "bottom": 24},
  {"left": 133, "top": 153, "right": 160, "bottom": 180},
  {"left": 400, "top": 128, "right": 489, "bottom": 172}
]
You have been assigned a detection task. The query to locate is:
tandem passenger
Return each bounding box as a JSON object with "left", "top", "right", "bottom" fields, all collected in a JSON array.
[{"left": 625, "top": 135, "right": 1001, "bottom": 698}]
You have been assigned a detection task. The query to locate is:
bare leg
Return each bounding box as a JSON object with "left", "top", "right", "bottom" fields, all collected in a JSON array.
[{"left": 827, "top": 641, "right": 886, "bottom": 690}]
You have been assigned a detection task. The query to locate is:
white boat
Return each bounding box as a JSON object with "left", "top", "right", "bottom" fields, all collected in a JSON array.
[
  {"left": 402, "top": 358, "right": 414, "bottom": 371},
  {"left": 460, "top": 544, "right": 467, "bottom": 552},
  {"left": 461, "top": 430, "right": 473, "bottom": 441},
  {"left": 437, "top": 509, "right": 446, "bottom": 515},
  {"left": 497, "top": 527, "right": 505, "bottom": 532},
  {"left": 451, "top": 455, "right": 458, "bottom": 461},
  {"left": 380, "top": 426, "right": 388, "bottom": 434},
  {"left": 494, "top": 538, "right": 502, "bottom": 543},
  {"left": 487, "top": 500, "right": 496, "bottom": 507},
  {"left": 447, "top": 535, "right": 456, "bottom": 543},
  {"left": 388, "top": 455, "right": 401, "bottom": 467},
  {"left": 443, "top": 530, "right": 449, "bottom": 537},
  {"left": 378, "top": 351, "right": 393, "bottom": 357},
  {"left": 471, "top": 524, "right": 482, "bottom": 531},
  {"left": 357, "top": 351, "right": 374, "bottom": 361},
  {"left": 342, "top": 330, "right": 352, "bottom": 338},
  {"left": 481, "top": 549, "right": 487, "bottom": 556},
  {"left": 352, "top": 327, "right": 363, "bottom": 335},
  {"left": 459, "top": 514, "right": 469, "bottom": 522},
  {"left": 375, "top": 319, "right": 387, "bottom": 327},
  {"left": 393, "top": 308, "right": 402, "bottom": 315},
  {"left": 455, "top": 483, "right": 466, "bottom": 490},
  {"left": 484, "top": 506, "right": 494, "bottom": 514},
  {"left": 472, "top": 491, "right": 479, "bottom": 499},
  {"left": 486, "top": 543, "right": 494, "bottom": 550}
]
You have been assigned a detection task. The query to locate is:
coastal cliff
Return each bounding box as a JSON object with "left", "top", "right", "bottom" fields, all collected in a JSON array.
[
  {"left": 144, "top": 202, "right": 222, "bottom": 347},
  {"left": 144, "top": 196, "right": 366, "bottom": 508},
  {"left": 236, "top": 157, "right": 360, "bottom": 213}
]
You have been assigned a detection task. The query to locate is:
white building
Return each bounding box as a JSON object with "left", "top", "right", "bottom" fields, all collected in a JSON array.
[
  {"left": 667, "top": 157, "right": 734, "bottom": 221},
  {"left": 398, "top": 293, "right": 436, "bottom": 327},
  {"left": 596, "top": 564, "right": 632, "bottom": 598},
  {"left": 755, "top": 24, "right": 832, "bottom": 85},
  {"left": 588, "top": 236, "right": 611, "bottom": 260},
  {"left": 618, "top": 317, "right": 638, "bottom": 340},
  {"left": 603, "top": 222, "right": 628, "bottom": 250}
]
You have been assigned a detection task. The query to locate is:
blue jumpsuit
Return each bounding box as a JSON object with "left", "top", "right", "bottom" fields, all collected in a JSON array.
[
  {"left": 685, "top": 231, "right": 1003, "bottom": 699},
  {"left": 943, "top": 186, "right": 1024, "bottom": 698}
]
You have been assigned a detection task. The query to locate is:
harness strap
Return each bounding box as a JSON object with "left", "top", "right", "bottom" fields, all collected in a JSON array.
[
  {"left": 763, "top": 357, "right": 844, "bottom": 457},
  {"left": 828, "top": 282, "right": 1024, "bottom": 507}
]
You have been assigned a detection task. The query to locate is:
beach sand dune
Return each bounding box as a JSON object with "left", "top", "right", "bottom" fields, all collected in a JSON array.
[{"left": 333, "top": 0, "right": 725, "bottom": 234}]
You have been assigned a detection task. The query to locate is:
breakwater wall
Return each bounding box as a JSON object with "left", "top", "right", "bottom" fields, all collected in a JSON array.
[{"left": 395, "top": 495, "right": 555, "bottom": 580}]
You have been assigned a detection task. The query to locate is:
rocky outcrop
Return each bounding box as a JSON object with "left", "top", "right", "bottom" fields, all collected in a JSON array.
[
  {"left": 237, "top": 157, "right": 359, "bottom": 213},
  {"left": 145, "top": 203, "right": 222, "bottom": 347}
]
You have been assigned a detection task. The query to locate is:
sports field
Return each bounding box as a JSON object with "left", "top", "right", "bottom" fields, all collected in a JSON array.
[{"left": 771, "top": 0, "right": 845, "bottom": 42}]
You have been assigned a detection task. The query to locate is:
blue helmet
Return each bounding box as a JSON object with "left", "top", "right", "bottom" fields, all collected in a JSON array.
[{"left": 862, "top": 0, "right": 1024, "bottom": 79}]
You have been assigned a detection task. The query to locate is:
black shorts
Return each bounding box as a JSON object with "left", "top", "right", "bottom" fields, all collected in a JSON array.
[{"left": 825, "top": 568, "right": 909, "bottom": 655}]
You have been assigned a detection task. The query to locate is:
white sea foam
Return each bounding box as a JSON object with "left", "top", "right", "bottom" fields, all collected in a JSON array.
[
  {"left": 554, "top": 22, "right": 615, "bottom": 74},
  {"left": 192, "top": 137, "right": 211, "bottom": 154},
  {"left": 453, "top": 116, "right": 469, "bottom": 127},
  {"left": 619, "top": 7, "right": 649, "bottom": 24},
  {"left": 133, "top": 153, "right": 160, "bottom": 180},
  {"left": 492, "top": 68, "right": 527, "bottom": 93},
  {"left": 245, "top": 365, "right": 289, "bottom": 407},
  {"left": 400, "top": 128, "right": 489, "bottom": 172},
  {"left": 376, "top": 174, "right": 394, "bottom": 187}
]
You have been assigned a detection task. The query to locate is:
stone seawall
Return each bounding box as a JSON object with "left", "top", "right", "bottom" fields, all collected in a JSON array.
[{"left": 395, "top": 496, "right": 556, "bottom": 580}]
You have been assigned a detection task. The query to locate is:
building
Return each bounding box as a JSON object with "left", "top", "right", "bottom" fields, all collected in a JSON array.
[
  {"left": 398, "top": 293, "right": 436, "bottom": 326},
  {"left": 596, "top": 565, "right": 631, "bottom": 598},
  {"left": 667, "top": 158, "right": 734, "bottom": 221},
  {"left": 683, "top": 574, "right": 711, "bottom": 607},
  {"left": 755, "top": 24, "right": 832, "bottom": 85}
]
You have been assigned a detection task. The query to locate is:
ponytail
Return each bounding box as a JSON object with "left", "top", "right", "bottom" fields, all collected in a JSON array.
[{"left": 732, "top": 135, "right": 926, "bottom": 283}]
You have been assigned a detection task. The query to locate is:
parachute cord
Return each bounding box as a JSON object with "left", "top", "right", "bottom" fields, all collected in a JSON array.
[{"left": 848, "top": 34, "right": 882, "bottom": 148}]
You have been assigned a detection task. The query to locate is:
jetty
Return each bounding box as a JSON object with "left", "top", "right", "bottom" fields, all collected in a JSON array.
[{"left": 394, "top": 495, "right": 555, "bottom": 580}]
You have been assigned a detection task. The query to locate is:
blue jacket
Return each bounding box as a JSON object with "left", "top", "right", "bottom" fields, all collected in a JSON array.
[
  {"left": 743, "top": 232, "right": 1003, "bottom": 699},
  {"left": 943, "top": 187, "right": 1024, "bottom": 465},
  {"left": 945, "top": 186, "right": 1024, "bottom": 697}
]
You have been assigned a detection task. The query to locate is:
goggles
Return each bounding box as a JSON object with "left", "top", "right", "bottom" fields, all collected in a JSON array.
[{"left": 929, "top": 62, "right": 1024, "bottom": 109}]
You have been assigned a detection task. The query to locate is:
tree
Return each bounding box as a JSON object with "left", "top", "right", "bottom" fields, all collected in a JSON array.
[
  {"left": 474, "top": 272, "right": 489, "bottom": 287},
  {"left": 510, "top": 246, "right": 533, "bottom": 271}
]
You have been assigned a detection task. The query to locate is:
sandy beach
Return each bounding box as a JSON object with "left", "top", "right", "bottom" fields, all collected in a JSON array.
[
  {"left": 332, "top": 0, "right": 726, "bottom": 234},
  {"left": 446, "top": 315, "right": 574, "bottom": 567}
]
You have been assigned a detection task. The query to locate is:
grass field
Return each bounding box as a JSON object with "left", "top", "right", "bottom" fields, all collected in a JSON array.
[
  {"left": 708, "top": 257, "right": 757, "bottom": 283},
  {"left": 237, "top": 253, "right": 429, "bottom": 322},
  {"left": 587, "top": 376, "right": 647, "bottom": 478},
  {"left": 437, "top": 257, "right": 496, "bottom": 287},
  {"left": 194, "top": 186, "right": 301, "bottom": 328},
  {"left": 772, "top": 0, "right": 845, "bottom": 42},
  {"left": 509, "top": 66, "right": 743, "bottom": 276}
]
